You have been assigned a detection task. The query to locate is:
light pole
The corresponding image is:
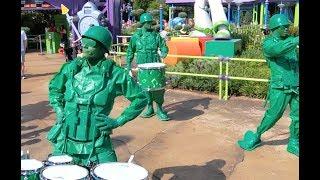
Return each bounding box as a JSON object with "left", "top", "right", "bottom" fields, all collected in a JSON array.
[
  {"left": 236, "top": 2, "right": 242, "bottom": 28},
  {"left": 278, "top": 2, "right": 285, "bottom": 14},
  {"left": 264, "top": 0, "right": 269, "bottom": 29},
  {"left": 160, "top": 4, "right": 163, "bottom": 31},
  {"left": 226, "top": 0, "right": 233, "bottom": 23}
]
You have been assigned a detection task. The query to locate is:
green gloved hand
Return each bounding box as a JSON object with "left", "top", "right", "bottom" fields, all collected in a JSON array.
[{"left": 95, "top": 115, "right": 120, "bottom": 131}]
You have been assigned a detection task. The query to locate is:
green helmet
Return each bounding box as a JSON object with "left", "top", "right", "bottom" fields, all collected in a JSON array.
[
  {"left": 269, "top": 14, "right": 291, "bottom": 30},
  {"left": 82, "top": 26, "right": 113, "bottom": 50},
  {"left": 140, "top": 13, "right": 153, "bottom": 24}
]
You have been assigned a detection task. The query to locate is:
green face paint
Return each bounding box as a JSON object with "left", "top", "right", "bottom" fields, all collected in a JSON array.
[
  {"left": 142, "top": 21, "right": 153, "bottom": 31},
  {"left": 82, "top": 38, "right": 104, "bottom": 60},
  {"left": 278, "top": 25, "right": 289, "bottom": 38},
  {"left": 273, "top": 24, "right": 290, "bottom": 39}
]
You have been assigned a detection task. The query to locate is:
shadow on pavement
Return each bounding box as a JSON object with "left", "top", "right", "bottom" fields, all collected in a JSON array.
[
  {"left": 164, "top": 97, "right": 211, "bottom": 121},
  {"left": 25, "top": 72, "right": 57, "bottom": 79},
  {"left": 21, "top": 91, "right": 32, "bottom": 94},
  {"left": 21, "top": 127, "right": 52, "bottom": 140},
  {"left": 21, "top": 101, "right": 53, "bottom": 123},
  {"left": 111, "top": 135, "right": 134, "bottom": 149},
  {"left": 262, "top": 137, "right": 289, "bottom": 146},
  {"left": 21, "top": 126, "right": 52, "bottom": 146},
  {"left": 152, "top": 159, "right": 226, "bottom": 180},
  {"left": 21, "top": 139, "right": 41, "bottom": 146},
  {"left": 21, "top": 125, "right": 38, "bottom": 131}
]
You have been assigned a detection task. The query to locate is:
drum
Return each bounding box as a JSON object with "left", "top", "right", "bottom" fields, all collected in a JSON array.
[
  {"left": 137, "top": 63, "right": 166, "bottom": 91},
  {"left": 91, "top": 162, "right": 148, "bottom": 180},
  {"left": 45, "top": 154, "right": 73, "bottom": 166},
  {"left": 40, "top": 165, "right": 90, "bottom": 180},
  {"left": 21, "top": 159, "right": 44, "bottom": 180}
]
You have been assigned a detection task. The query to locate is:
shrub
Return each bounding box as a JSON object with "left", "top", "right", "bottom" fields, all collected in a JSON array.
[
  {"left": 167, "top": 59, "right": 220, "bottom": 92},
  {"left": 167, "top": 58, "right": 270, "bottom": 99},
  {"left": 288, "top": 25, "right": 299, "bottom": 36},
  {"left": 178, "top": 12, "right": 188, "bottom": 18},
  {"left": 166, "top": 24, "right": 273, "bottom": 99},
  {"left": 131, "top": 9, "right": 145, "bottom": 20}
]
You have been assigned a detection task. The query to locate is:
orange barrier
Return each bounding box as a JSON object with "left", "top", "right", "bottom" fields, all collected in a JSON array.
[
  {"left": 164, "top": 37, "right": 202, "bottom": 66},
  {"left": 197, "top": 36, "right": 214, "bottom": 55}
]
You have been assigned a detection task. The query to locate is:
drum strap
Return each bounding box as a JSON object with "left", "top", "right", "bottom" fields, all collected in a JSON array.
[
  {"left": 86, "top": 125, "right": 98, "bottom": 166},
  {"left": 60, "top": 125, "right": 69, "bottom": 154}
]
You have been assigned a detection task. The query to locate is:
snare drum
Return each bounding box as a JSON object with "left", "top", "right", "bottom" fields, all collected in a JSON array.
[
  {"left": 21, "top": 159, "right": 44, "bottom": 180},
  {"left": 46, "top": 154, "right": 73, "bottom": 166},
  {"left": 40, "top": 165, "right": 90, "bottom": 180},
  {"left": 137, "top": 63, "right": 166, "bottom": 91},
  {"left": 91, "top": 162, "right": 148, "bottom": 180}
]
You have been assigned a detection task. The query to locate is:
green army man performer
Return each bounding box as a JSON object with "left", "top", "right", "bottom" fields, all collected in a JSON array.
[
  {"left": 47, "top": 26, "right": 147, "bottom": 166},
  {"left": 238, "top": 14, "right": 299, "bottom": 156},
  {"left": 126, "top": 12, "right": 170, "bottom": 121}
]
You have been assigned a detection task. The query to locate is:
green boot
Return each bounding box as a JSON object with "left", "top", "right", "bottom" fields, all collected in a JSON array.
[
  {"left": 287, "top": 138, "right": 299, "bottom": 157},
  {"left": 156, "top": 104, "right": 170, "bottom": 121},
  {"left": 238, "top": 130, "right": 261, "bottom": 151},
  {"left": 141, "top": 104, "right": 155, "bottom": 118}
]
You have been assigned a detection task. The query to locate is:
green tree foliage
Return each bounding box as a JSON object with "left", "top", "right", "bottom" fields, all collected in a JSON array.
[
  {"left": 21, "top": 11, "right": 56, "bottom": 35},
  {"left": 133, "top": 0, "right": 151, "bottom": 11}
]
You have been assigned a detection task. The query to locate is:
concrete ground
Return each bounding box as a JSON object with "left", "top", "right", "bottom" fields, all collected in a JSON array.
[{"left": 21, "top": 53, "right": 298, "bottom": 180}]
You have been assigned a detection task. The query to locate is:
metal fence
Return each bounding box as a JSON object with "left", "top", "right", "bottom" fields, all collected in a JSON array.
[
  {"left": 26, "top": 34, "right": 45, "bottom": 54},
  {"left": 109, "top": 44, "right": 270, "bottom": 100}
]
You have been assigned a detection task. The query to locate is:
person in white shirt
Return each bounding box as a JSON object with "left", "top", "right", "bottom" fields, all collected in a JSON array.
[{"left": 21, "top": 30, "right": 27, "bottom": 79}]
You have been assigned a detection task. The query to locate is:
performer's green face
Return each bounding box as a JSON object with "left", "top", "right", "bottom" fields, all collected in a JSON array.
[
  {"left": 82, "top": 38, "right": 105, "bottom": 59},
  {"left": 274, "top": 25, "right": 289, "bottom": 38},
  {"left": 279, "top": 25, "right": 289, "bottom": 37},
  {"left": 142, "top": 21, "right": 153, "bottom": 30}
]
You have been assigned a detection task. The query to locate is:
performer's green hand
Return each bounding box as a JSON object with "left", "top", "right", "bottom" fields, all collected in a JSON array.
[{"left": 95, "top": 115, "right": 119, "bottom": 131}]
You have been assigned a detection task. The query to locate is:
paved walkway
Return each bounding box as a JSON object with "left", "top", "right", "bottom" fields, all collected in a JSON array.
[{"left": 21, "top": 53, "right": 298, "bottom": 180}]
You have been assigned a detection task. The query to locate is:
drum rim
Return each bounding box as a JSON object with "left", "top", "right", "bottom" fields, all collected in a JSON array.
[
  {"left": 90, "top": 162, "right": 148, "bottom": 180},
  {"left": 137, "top": 62, "right": 166, "bottom": 69},
  {"left": 47, "top": 154, "right": 73, "bottom": 163},
  {"left": 40, "top": 164, "right": 89, "bottom": 180},
  {"left": 21, "top": 159, "right": 44, "bottom": 172},
  {"left": 139, "top": 87, "right": 165, "bottom": 91}
]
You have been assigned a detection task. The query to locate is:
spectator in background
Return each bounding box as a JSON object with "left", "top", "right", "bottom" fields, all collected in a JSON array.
[
  {"left": 21, "top": 29, "right": 27, "bottom": 79},
  {"left": 48, "top": 23, "right": 57, "bottom": 32},
  {"left": 60, "top": 25, "right": 73, "bottom": 62}
]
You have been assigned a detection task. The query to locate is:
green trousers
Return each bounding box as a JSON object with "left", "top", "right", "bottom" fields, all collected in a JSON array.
[
  {"left": 256, "top": 88, "right": 299, "bottom": 140},
  {"left": 145, "top": 89, "right": 165, "bottom": 105}
]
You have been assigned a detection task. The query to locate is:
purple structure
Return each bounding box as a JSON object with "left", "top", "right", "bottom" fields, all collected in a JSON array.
[{"left": 44, "top": 0, "right": 121, "bottom": 40}]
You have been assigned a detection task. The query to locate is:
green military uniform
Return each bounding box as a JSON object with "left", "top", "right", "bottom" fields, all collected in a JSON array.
[
  {"left": 238, "top": 14, "right": 299, "bottom": 156},
  {"left": 126, "top": 13, "right": 170, "bottom": 121},
  {"left": 47, "top": 26, "right": 147, "bottom": 166}
]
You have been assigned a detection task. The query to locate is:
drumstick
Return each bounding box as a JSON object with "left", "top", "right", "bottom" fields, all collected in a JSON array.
[{"left": 127, "top": 155, "right": 134, "bottom": 163}]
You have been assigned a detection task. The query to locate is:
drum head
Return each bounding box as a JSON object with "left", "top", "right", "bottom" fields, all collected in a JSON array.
[
  {"left": 93, "top": 162, "right": 148, "bottom": 180},
  {"left": 138, "top": 63, "right": 166, "bottom": 69},
  {"left": 42, "top": 165, "right": 88, "bottom": 179},
  {"left": 48, "top": 155, "right": 73, "bottom": 164},
  {"left": 21, "top": 159, "right": 43, "bottom": 171}
]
